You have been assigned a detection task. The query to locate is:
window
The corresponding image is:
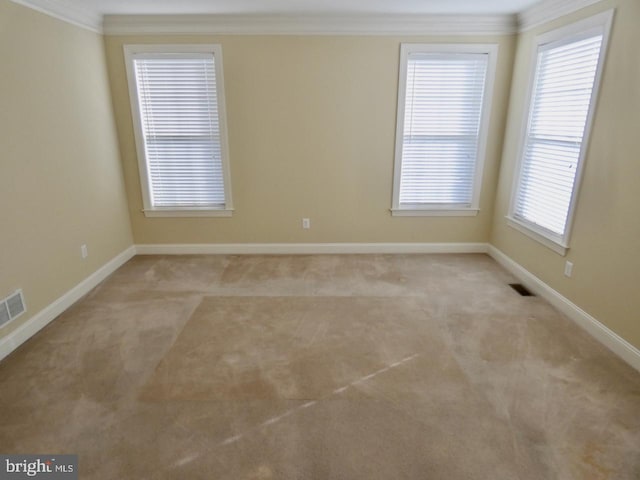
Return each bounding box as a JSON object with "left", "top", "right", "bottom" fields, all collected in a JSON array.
[
  {"left": 124, "top": 44, "right": 232, "bottom": 217},
  {"left": 391, "top": 44, "right": 498, "bottom": 216},
  {"left": 508, "top": 11, "right": 614, "bottom": 254}
]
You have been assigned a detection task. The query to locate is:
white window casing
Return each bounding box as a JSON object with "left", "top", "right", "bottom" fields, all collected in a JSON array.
[
  {"left": 507, "top": 10, "right": 614, "bottom": 255},
  {"left": 124, "top": 44, "right": 233, "bottom": 217},
  {"left": 391, "top": 43, "right": 498, "bottom": 217}
]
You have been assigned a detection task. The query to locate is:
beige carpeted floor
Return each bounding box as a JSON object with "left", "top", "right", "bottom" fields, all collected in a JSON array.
[{"left": 1, "top": 254, "right": 639, "bottom": 479}]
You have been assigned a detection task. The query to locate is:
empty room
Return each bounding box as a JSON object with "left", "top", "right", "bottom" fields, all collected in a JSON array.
[{"left": 1, "top": 0, "right": 639, "bottom": 477}]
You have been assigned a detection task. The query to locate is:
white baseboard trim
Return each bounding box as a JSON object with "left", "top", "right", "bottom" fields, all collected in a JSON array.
[
  {"left": 488, "top": 245, "right": 640, "bottom": 373},
  {"left": 135, "top": 242, "right": 490, "bottom": 255},
  {"left": 0, "top": 245, "right": 136, "bottom": 362}
]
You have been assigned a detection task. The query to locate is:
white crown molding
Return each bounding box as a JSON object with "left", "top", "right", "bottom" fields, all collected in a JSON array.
[
  {"left": 0, "top": 246, "right": 135, "bottom": 362},
  {"left": 518, "top": 0, "right": 604, "bottom": 32},
  {"left": 102, "top": 13, "right": 518, "bottom": 36},
  {"left": 10, "top": 0, "right": 606, "bottom": 36},
  {"left": 488, "top": 246, "right": 640, "bottom": 373},
  {"left": 10, "top": 0, "right": 103, "bottom": 32},
  {"left": 134, "top": 242, "right": 490, "bottom": 255}
]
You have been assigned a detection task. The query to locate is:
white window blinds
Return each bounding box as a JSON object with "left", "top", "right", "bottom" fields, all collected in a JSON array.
[
  {"left": 397, "top": 52, "right": 489, "bottom": 208},
  {"left": 513, "top": 34, "right": 604, "bottom": 237},
  {"left": 132, "top": 53, "right": 227, "bottom": 209}
]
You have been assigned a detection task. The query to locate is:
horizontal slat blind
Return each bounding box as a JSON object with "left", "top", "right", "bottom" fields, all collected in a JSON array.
[
  {"left": 133, "top": 54, "right": 225, "bottom": 208},
  {"left": 399, "top": 53, "right": 488, "bottom": 206},
  {"left": 515, "top": 34, "right": 603, "bottom": 236}
]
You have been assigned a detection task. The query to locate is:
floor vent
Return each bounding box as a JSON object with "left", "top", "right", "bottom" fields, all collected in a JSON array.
[
  {"left": 0, "top": 290, "right": 26, "bottom": 328},
  {"left": 509, "top": 283, "right": 534, "bottom": 297}
]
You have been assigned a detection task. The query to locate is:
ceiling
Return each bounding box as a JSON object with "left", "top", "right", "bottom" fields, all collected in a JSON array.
[{"left": 32, "top": 0, "right": 544, "bottom": 16}]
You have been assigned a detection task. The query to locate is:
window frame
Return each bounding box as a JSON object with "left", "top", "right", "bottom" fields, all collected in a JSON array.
[
  {"left": 507, "top": 10, "right": 614, "bottom": 255},
  {"left": 123, "top": 44, "right": 233, "bottom": 218},
  {"left": 391, "top": 43, "right": 498, "bottom": 217}
]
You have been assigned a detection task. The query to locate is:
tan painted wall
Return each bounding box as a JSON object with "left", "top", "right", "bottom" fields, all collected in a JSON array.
[
  {"left": 0, "top": 1, "right": 133, "bottom": 339},
  {"left": 491, "top": 0, "right": 640, "bottom": 349},
  {"left": 105, "top": 34, "right": 516, "bottom": 244}
]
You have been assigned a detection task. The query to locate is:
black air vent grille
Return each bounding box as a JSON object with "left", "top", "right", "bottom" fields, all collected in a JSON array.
[{"left": 509, "top": 283, "right": 534, "bottom": 297}]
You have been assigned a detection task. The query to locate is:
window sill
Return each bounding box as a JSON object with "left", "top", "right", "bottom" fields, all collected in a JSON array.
[
  {"left": 391, "top": 208, "right": 479, "bottom": 217},
  {"left": 506, "top": 216, "right": 568, "bottom": 256},
  {"left": 143, "top": 208, "right": 234, "bottom": 218}
]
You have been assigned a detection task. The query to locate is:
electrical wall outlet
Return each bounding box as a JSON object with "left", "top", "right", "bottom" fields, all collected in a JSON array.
[
  {"left": 81, "top": 244, "right": 88, "bottom": 259},
  {"left": 302, "top": 218, "right": 311, "bottom": 229},
  {"left": 564, "top": 261, "right": 573, "bottom": 278}
]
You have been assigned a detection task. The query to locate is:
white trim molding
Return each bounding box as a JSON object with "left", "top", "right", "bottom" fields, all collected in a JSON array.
[
  {"left": 506, "top": 9, "right": 614, "bottom": 257},
  {"left": 135, "top": 242, "right": 489, "bottom": 255},
  {"left": 391, "top": 43, "right": 498, "bottom": 216},
  {"left": 10, "top": 0, "right": 606, "bottom": 36},
  {"left": 103, "top": 13, "right": 518, "bottom": 36},
  {"left": 506, "top": 216, "right": 568, "bottom": 256},
  {"left": 142, "top": 208, "right": 233, "bottom": 218},
  {"left": 124, "top": 44, "right": 234, "bottom": 217},
  {"left": 518, "top": 0, "right": 605, "bottom": 32},
  {"left": 391, "top": 209, "right": 479, "bottom": 217},
  {"left": 5, "top": 242, "right": 637, "bottom": 375},
  {"left": 488, "top": 245, "right": 640, "bottom": 373},
  {"left": 0, "top": 246, "right": 136, "bottom": 362},
  {"left": 0, "top": 242, "right": 485, "bottom": 361},
  {"left": 9, "top": 0, "right": 103, "bottom": 32}
]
